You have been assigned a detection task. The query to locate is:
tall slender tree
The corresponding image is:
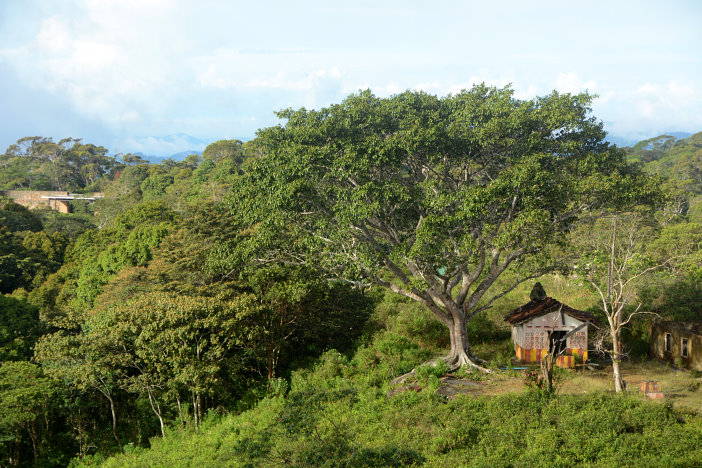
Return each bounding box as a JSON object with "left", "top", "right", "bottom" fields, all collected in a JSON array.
[{"left": 579, "top": 214, "right": 693, "bottom": 392}]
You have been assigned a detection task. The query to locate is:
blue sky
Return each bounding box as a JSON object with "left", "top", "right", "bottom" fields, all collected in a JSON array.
[{"left": 1, "top": 0, "right": 701, "bottom": 156}]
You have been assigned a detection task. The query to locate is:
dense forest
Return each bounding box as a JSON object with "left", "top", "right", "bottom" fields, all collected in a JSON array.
[{"left": 1, "top": 86, "right": 701, "bottom": 467}]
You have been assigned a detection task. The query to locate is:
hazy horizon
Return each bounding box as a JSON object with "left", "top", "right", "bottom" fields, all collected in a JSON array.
[{"left": 2, "top": 0, "right": 701, "bottom": 156}]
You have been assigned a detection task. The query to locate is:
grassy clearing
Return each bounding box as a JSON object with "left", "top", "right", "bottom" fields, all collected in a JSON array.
[
  {"left": 480, "top": 361, "right": 702, "bottom": 414},
  {"left": 558, "top": 360, "right": 702, "bottom": 413},
  {"left": 457, "top": 338, "right": 702, "bottom": 415}
]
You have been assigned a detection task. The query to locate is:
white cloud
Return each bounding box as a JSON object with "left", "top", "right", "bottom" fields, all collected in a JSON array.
[
  {"left": 445, "top": 82, "right": 479, "bottom": 95},
  {"left": 632, "top": 81, "right": 702, "bottom": 123},
  {"left": 415, "top": 82, "right": 441, "bottom": 92},
  {"left": 245, "top": 67, "right": 343, "bottom": 91},
  {"left": 4, "top": 0, "right": 181, "bottom": 127},
  {"left": 343, "top": 73, "right": 534, "bottom": 100},
  {"left": 597, "top": 80, "right": 702, "bottom": 139},
  {"left": 635, "top": 83, "right": 660, "bottom": 95},
  {"left": 340, "top": 81, "right": 401, "bottom": 97},
  {"left": 513, "top": 84, "right": 541, "bottom": 100},
  {"left": 595, "top": 91, "right": 616, "bottom": 106},
  {"left": 34, "top": 17, "right": 70, "bottom": 53},
  {"left": 118, "top": 111, "right": 141, "bottom": 123},
  {"left": 554, "top": 72, "right": 598, "bottom": 94},
  {"left": 1, "top": 1, "right": 700, "bottom": 153}
]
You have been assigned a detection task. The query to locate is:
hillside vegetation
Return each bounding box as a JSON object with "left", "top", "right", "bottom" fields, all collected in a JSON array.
[
  {"left": 95, "top": 349, "right": 702, "bottom": 468},
  {"left": 1, "top": 87, "right": 701, "bottom": 466},
  {"left": 625, "top": 132, "right": 702, "bottom": 223}
]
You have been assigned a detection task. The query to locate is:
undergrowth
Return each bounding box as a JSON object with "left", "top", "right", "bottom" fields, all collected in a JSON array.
[{"left": 93, "top": 336, "right": 702, "bottom": 468}]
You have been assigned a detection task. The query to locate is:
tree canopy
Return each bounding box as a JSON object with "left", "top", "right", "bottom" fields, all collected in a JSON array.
[{"left": 1, "top": 136, "right": 117, "bottom": 192}]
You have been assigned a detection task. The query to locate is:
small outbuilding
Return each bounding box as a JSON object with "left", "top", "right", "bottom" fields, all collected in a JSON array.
[
  {"left": 650, "top": 321, "right": 702, "bottom": 371},
  {"left": 504, "top": 284, "right": 597, "bottom": 368}
]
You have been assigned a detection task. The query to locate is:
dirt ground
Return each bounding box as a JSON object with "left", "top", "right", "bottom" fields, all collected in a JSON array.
[{"left": 477, "top": 359, "right": 702, "bottom": 413}]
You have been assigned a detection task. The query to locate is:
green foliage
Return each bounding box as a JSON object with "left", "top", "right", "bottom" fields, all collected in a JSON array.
[
  {"left": 628, "top": 132, "right": 702, "bottom": 189},
  {"left": 202, "top": 139, "right": 245, "bottom": 165},
  {"left": 466, "top": 312, "right": 508, "bottom": 345},
  {"left": 0, "top": 197, "right": 43, "bottom": 232},
  {"left": 647, "top": 222, "right": 702, "bottom": 277},
  {"left": 94, "top": 164, "right": 149, "bottom": 228},
  {"left": 523, "top": 369, "right": 545, "bottom": 390},
  {"left": 140, "top": 173, "right": 174, "bottom": 200},
  {"left": 2, "top": 121, "right": 700, "bottom": 466},
  {"left": 625, "top": 132, "right": 702, "bottom": 223},
  {"left": 0, "top": 362, "right": 65, "bottom": 466},
  {"left": 639, "top": 276, "right": 702, "bottom": 322},
  {"left": 415, "top": 360, "right": 448, "bottom": 388},
  {"left": 0, "top": 200, "right": 69, "bottom": 294},
  {"left": 25, "top": 191, "right": 376, "bottom": 464},
  {"left": 108, "top": 164, "right": 149, "bottom": 199},
  {"left": 352, "top": 331, "right": 434, "bottom": 386},
  {"left": 0, "top": 295, "right": 40, "bottom": 361},
  {"left": 94, "top": 343, "right": 702, "bottom": 468},
  {"left": 372, "top": 290, "right": 449, "bottom": 348},
  {"left": 54, "top": 201, "right": 177, "bottom": 309},
  {"left": 1, "top": 136, "right": 118, "bottom": 192}
]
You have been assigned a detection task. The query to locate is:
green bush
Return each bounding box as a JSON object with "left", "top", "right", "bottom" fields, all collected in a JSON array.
[
  {"left": 416, "top": 361, "right": 449, "bottom": 388},
  {"left": 351, "top": 331, "right": 434, "bottom": 386},
  {"left": 94, "top": 338, "right": 702, "bottom": 468},
  {"left": 369, "top": 290, "right": 449, "bottom": 349}
]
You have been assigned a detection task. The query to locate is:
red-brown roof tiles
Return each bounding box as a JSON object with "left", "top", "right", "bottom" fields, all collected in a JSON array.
[{"left": 504, "top": 297, "right": 598, "bottom": 325}]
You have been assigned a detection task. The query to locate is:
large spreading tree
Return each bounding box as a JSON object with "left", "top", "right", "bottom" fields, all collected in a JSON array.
[{"left": 234, "top": 85, "right": 655, "bottom": 371}]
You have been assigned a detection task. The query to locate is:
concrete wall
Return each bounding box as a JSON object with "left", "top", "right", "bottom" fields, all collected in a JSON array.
[
  {"left": 0, "top": 190, "right": 101, "bottom": 214},
  {"left": 50, "top": 199, "right": 71, "bottom": 213},
  {"left": 0, "top": 190, "right": 69, "bottom": 209}
]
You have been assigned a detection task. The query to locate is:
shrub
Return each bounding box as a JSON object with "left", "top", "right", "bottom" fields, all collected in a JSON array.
[
  {"left": 351, "top": 331, "right": 434, "bottom": 385},
  {"left": 523, "top": 369, "right": 544, "bottom": 390}
]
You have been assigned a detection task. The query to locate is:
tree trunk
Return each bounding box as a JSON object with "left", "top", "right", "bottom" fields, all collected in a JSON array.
[
  {"left": 196, "top": 394, "right": 202, "bottom": 428},
  {"left": 541, "top": 352, "right": 556, "bottom": 392},
  {"left": 106, "top": 394, "right": 121, "bottom": 448},
  {"left": 388, "top": 303, "right": 491, "bottom": 386},
  {"left": 176, "top": 396, "right": 186, "bottom": 429},
  {"left": 192, "top": 392, "right": 199, "bottom": 434},
  {"left": 26, "top": 424, "right": 38, "bottom": 465},
  {"left": 146, "top": 386, "right": 166, "bottom": 437},
  {"left": 611, "top": 329, "right": 625, "bottom": 392},
  {"left": 96, "top": 386, "right": 121, "bottom": 449},
  {"left": 266, "top": 344, "right": 274, "bottom": 379},
  {"left": 445, "top": 316, "right": 490, "bottom": 373}
]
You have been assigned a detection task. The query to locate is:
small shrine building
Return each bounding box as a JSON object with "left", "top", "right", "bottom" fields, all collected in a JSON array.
[{"left": 504, "top": 283, "right": 597, "bottom": 368}]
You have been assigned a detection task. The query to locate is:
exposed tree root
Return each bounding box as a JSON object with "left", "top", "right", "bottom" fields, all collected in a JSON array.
[
  {"left": 443, "top": 352, "right": 491, "bottom": 374},
  {"left": 389, "top": 352, "right": 491, "bottom": 386}
]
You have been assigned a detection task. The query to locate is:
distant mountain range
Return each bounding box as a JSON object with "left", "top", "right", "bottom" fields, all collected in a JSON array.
[
  {"left": 133, "top": 150, "right": 203, "bottom": 163},
  {"left": 120, "top": 133, "right": 210, "bottom": 161},
  {"left": 119, "top": 133, "right": 247, "bottom": 161},
  {"left": 119, "top": 131, "right": 696, "bottom": 162},
  {"left": 606, "top": 132, "right": 693, "bottom": 148}
]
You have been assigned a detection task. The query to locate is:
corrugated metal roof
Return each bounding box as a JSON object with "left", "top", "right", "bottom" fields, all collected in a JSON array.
[{"left": 504, "top": 297, "right": 597, "bottom": 325}]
